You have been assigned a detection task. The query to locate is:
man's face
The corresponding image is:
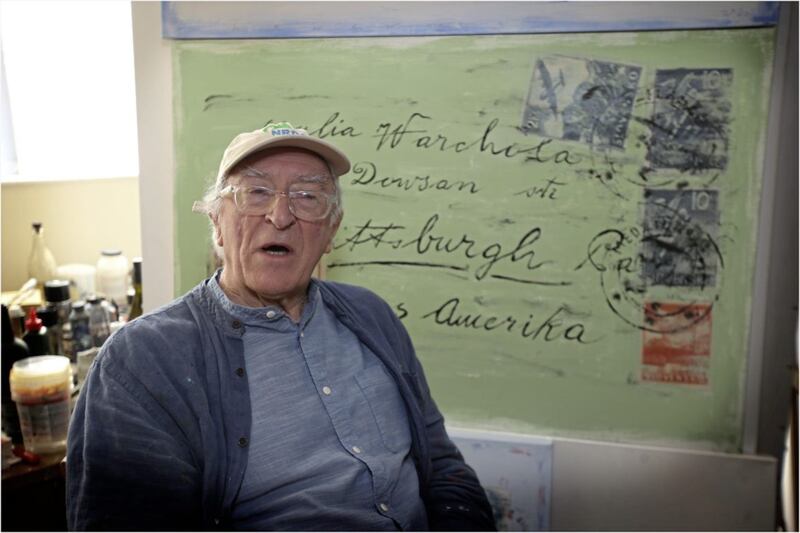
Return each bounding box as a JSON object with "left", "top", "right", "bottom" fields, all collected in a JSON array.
[{"left": 212, "top": 147, "right": 340, "bottom": 310}]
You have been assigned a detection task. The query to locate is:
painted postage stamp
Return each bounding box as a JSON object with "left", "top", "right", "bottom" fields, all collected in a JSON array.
[
  {"left": 641, "top": 188, "right": 720, "bottom": 288},
  {"left": 521, "top": 55, "right": 642, "bottom": 149},
  {"left": 641, "top": 301, "right": 712, "bottom": 385},
  {"left": 646, "top": 68, "right": 733, "bottom": 172}
]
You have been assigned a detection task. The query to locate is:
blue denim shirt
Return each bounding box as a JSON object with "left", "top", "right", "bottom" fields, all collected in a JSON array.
[
  {"left": 207, "top": 277, "right": 426, "bottom": 530},
  {"left": 66, "top": 277, "right": 494, "bottom": 531}
]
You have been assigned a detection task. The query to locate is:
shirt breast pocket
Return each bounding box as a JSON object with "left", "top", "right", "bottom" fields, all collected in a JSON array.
[{"left": 354, "top": 364, "right": 411, "bottom": 454}]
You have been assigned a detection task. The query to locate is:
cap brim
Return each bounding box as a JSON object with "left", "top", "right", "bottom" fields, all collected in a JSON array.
[{"left": 223, "top": 135, "right": 351, "bottom": 179}]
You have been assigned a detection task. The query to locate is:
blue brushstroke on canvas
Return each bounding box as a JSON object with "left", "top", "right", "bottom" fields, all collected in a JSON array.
[{"left": 161, "top": 1, "right": 780, "bottom": 40}]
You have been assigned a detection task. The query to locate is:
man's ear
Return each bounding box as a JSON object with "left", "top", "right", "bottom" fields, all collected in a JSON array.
[
  {"left": 324, "top": 214, "right": 342, "bottom": 254},
  {"left": 210, "top": 213, "right": 223, "bottom": 247}
]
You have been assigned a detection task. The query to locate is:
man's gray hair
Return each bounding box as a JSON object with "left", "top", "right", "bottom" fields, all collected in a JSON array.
[{"left": 195, "top": 157, "right": 343, "bottom": 260}]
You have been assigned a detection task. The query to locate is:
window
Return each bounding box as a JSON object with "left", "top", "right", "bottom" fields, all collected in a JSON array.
[{"left": 0, "top": 1, "right": 138, "bottom": 181}]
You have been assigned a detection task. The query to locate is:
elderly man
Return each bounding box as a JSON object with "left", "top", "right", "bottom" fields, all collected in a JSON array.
[{"left": 67, "top": 123, "right": 495, "bottom": 531}]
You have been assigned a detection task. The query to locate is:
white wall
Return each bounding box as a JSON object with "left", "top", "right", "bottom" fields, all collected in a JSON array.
[
  {"left": 1, "top": 177, "right": 141, "bottom": 292},
  {"left": 131, "top": 1, "right": 174, "bottom": 312}
]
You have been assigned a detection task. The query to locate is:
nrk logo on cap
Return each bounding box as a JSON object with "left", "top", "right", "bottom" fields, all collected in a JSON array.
[{"left": 263, "top": 122, "right": 305, "bottom": 136}]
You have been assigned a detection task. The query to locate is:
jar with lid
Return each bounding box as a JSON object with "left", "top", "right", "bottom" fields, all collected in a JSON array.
[
  {"left": 96, "top": 250, "right": 129, "bottom": 316},
  {"left": 44, "top": 280, "right": 72, "bottom": 325},
  {"left": 10, "top": 355, "right": 72, "bottom": 454}
]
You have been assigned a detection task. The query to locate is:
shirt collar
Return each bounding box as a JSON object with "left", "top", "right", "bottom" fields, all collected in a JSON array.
[{"left": 208, "top": 269, "right": 320, "bottom": 330}]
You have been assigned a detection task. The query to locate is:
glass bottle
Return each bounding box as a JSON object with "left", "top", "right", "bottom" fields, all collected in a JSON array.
[
  {"left": 86, "top": 296, "right": 110, "bottom": 347},
  {"left": 69, "top": 301, "right": 92, "bottom": 358},
  {"left": 36, "top": 306, "right": 63, "bottom": 355},
  {"left": 44, "top": 280, "right": 72, "bottom": 359},
  {"left": 128, "top": 258, "right": 143, "bottom": 321},
  {"left": 103, "top": 298, "right": 118, "bottom": 323},
  {"left": 27, "top": 222, "right": 58, "bottom": 295}
]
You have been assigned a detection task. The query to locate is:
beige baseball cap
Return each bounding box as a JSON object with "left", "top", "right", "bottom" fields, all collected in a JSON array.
[{"left": 216, "top": 122, "right": 351, "bottom": 181}]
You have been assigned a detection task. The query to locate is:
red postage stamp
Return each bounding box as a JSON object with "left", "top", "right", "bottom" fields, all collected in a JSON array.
[{"left": 641, "top": 301, "right": 712, "bottom": 385}]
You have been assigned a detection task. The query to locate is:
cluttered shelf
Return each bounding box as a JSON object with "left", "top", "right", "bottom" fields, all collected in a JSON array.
[{"left": 2, "top": 222, "right": 144, "bottom": 531}]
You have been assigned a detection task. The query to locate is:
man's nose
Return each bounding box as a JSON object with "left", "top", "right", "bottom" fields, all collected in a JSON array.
[{"left": 265, "top": 194, "right": 295, "bottom": 229}]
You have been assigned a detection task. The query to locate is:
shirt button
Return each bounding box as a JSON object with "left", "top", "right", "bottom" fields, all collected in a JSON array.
[
  {"left": 351, "top": 445, "right": 362, "bottom": 454},
  {"left": 322, "top": 386, "right": 332, "bottom": 395},
  {"left": 238, "top": 437, "right": 249, "bottom": 448},
  {"left": 378, "top": 503, "right": 389, "bottom": 513},
  {"left": 235, "top": 367, "right": 245, "bottom": 377},
  {"left": 231, "top": 320, "right": 241, "bottom": 329},
  {"left": 266, "top": 310, "right": 277, "bottom": 319}
]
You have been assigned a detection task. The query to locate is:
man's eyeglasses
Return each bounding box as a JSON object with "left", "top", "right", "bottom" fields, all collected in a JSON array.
[{"left": 219, "top": 183, "right": 337, "bottom": 222}]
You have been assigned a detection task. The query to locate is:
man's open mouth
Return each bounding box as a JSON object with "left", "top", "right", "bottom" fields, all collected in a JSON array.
[{"left": 262, "top": 244, "right": 291, "bottom": 256}]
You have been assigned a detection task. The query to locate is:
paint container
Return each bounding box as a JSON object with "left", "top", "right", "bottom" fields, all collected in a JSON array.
[{"left": 9, "top": 356, "right": 72, "bottom": 454}]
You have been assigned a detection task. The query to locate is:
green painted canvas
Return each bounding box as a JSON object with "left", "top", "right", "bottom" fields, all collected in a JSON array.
[{"left": 173, "top": 29, "right": 775, "bottom": 451}]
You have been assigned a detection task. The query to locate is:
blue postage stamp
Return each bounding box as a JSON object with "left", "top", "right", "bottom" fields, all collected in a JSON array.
[
  {"left": 641, "top": 188, "right": 720, "bottom": 288},
  {"left": 521, "top": 55, "right": 642, "bottom": 149},
  {"left": 646, "top": 68, "right": 733, "bottom": 172}
]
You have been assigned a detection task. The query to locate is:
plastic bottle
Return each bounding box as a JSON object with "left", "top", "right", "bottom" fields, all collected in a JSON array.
[
  {"left": 86, "top": 296, "right": 111, "bottom": 347},
  {"left": 27, "top": 222, "right": 58, "bottom": 296},
  {"left": 22, "top": 308, "right": 48, "bottom": 356},
  {"left": 96, "top": 250, "right": 129, "bottom": 317},
  {"left": 1, "top": 305, "right": 29, "bottom": 446},
  {"left": 69, "top": 301, "right": 93, "bottom": 356},
  {"left": 128, "top": 257, "right": 143, "bottom": 321}
]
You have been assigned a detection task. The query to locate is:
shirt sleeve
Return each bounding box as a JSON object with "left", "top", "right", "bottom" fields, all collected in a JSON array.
[{"left": 67, "top": 339, "right": 203, "bottom": 531}]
